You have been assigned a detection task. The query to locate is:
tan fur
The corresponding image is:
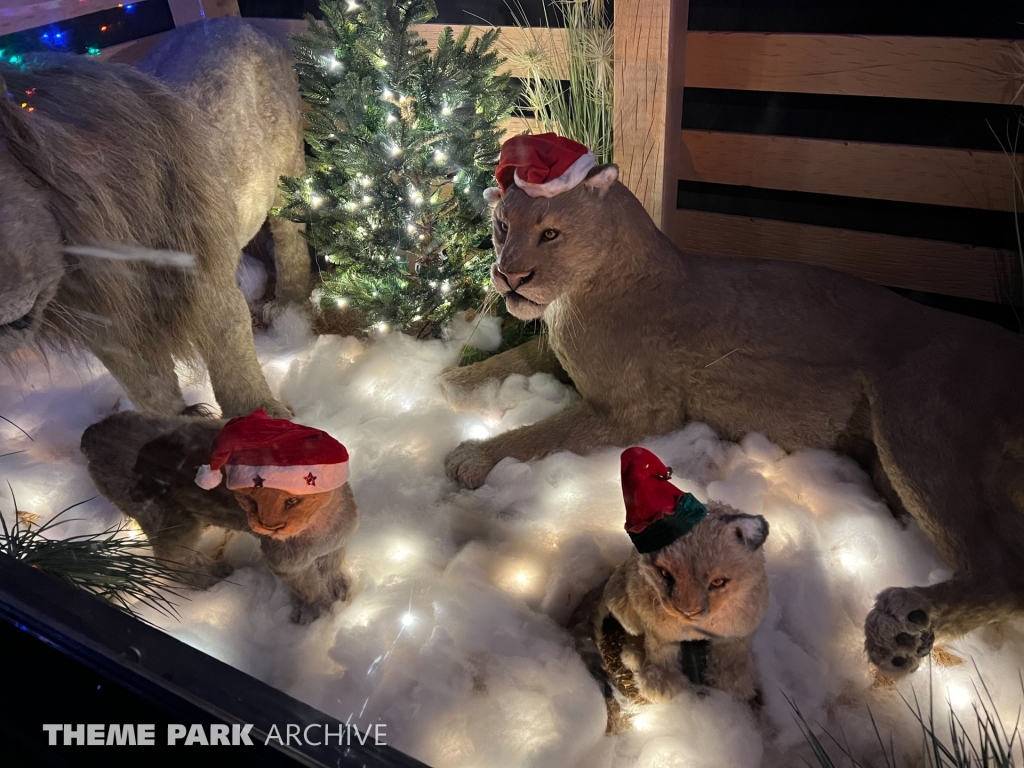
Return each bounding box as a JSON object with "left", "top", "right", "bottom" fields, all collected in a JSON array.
[
  {"left": 0, "top": 18, "right": 309, "bottom": 418},
  {"left": 581, "top": 505, "right": 769, "bottom": 706},
  {"left": 442, "top": 165, "right": 1024, "bottom": 677},
  {"left": 80, "top": 411, "right": 358, "bottom": 624}
]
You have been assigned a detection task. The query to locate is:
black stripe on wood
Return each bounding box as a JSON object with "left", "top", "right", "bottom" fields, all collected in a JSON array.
[
  {"left": 676, "top": 179, "right": 1021, "bottom": 250},
  {"left": 682, "top": 89, "right": 1024, "bottom": 153},
  {"left": 688, "top": 0, "right": 1024, "bottom": 39}
]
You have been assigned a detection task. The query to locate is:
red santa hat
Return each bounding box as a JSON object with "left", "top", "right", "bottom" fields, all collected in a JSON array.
[
  {"left": 621, "top": 447, "right": 708, "bottom": 554},
  {"left": 194, "top": 410, "right": 349, "bottom": 495},
  {"left": 489, "top": 133, "right": 597, "bottom": 199}
]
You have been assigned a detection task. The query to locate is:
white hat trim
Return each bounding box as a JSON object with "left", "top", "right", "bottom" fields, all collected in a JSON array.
[
  {"left": 513, "top": 151, "right": 597, "bottom": 198},
  {"left": 195, "top": 462, "right": 349, "bottom": 494}
]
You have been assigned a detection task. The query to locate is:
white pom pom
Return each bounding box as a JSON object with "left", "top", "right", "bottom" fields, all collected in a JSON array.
[
  {"left": 195, "top": 464, "right": 223, "bottom": 490},
  {"left": 483, "top": 187, "right": 501, "bottom": 204}
]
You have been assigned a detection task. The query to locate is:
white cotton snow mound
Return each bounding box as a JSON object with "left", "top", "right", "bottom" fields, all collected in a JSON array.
[
  {"left": 236, "top": 253, "right": 269, "bottom": 303},
  {"left": 3, "top": 325, "right": 1024, "bottom": 767}
]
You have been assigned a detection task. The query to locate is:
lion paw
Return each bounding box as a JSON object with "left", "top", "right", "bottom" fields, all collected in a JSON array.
[
  {"left": 637, "top": 662, "right": 689, "bottom": 703},
  {"left": 865, "top": 587, "right": 935, "bottom": 675},
  {"left": 444, "top": 440, "right": 496, "bottom": 489}
]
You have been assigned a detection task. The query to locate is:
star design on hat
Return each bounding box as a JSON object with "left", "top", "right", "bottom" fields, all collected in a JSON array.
[
  {"left": 253, "top": 474, "right": 264, "bottom": 488},
  {"left": 304, "top": 472, "right": 317, "bottom": 486}
]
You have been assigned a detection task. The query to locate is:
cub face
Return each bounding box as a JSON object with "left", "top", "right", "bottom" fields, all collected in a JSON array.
[
  {"left": 488, "top": 165, "right": 620, "bottom": 320},
  {"left": 633, "top": 509, "right": 770, "bottom": 641},
  {"left": 232, "top": 486, "right": 343, "bottom": 539}
]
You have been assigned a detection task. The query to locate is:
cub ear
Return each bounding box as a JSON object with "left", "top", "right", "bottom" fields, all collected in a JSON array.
[
  {"left": 582, "top": 164, "right": 618, "bottom": 197},
  {"left": 482, "top": 187, "right": 502, "bottom": 205},
  {"left": 725, "top": 513, "right": 769, "bottom": 551}
]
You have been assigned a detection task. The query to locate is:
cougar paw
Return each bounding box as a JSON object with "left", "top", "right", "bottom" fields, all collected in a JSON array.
[
  {"left": 637, "top": 662, "right": 689, "bottom": 703},
  {"left": 173, "top": 556, "right": 233, "bottom": 590},
  {"left": 444, "top": 440, "right": 496, "bottom": 489},
  {"left": 438, "top": 365, "right": 492, "bottom": 407},
  {"left": 865, "top": 587, "right": 935, "bottom": 675}
]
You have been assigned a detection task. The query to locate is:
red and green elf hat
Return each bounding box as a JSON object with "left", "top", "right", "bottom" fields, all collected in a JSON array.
[
  {"left": 490, "top": 133, "right": 597, "bottom": 199},
  {"left": 621, "top": 447, "right": 708, "bottom": 554},
  {"left": 194, "top": 410, "right": 349, "bottom": 495}
]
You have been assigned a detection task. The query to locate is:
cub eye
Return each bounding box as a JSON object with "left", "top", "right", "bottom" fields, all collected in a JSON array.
[
  {"left": 496, "top": 220, "right": 508, "bottom": 234},
  {"left": 541, "top": 229, "right": 559, "bottom": 241},
  {"left": 709, "top": 577, "right": 729, "bottom": 590},
  {"left": 657, "top": 567, "right": 675, "bottom": 590},
  {"left": 285, "top": 497, "right": 301, "bottom": 508}
]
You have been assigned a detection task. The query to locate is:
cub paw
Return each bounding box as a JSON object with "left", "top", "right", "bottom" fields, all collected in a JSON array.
[
  {"left": 637, "top": 662, "right": 689, "bottom": 703},
  {"left": 259, "top": 400, "right": 295, "bottom": 419},
  {"left": 290, "top": 600, "right": 329, "bottom": 626},
  {"left": 444, "top": 440, "right": 496, "bottom": 489},
  {"left": 171, "top": 555, "right": 233, "bottom": 590},
  {"left": 865, "top": 587, "right": 935, "bottom": 675}
]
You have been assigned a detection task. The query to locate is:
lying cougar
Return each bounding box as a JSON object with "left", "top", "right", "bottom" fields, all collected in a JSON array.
[{"left": 441, "top": 162, "right": 1024, "bottom": 678}]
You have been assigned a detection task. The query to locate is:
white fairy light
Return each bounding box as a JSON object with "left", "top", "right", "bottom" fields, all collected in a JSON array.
[
  {"left": 401, "top": 612, "right": 415, "bottom": 627},
  {"left": 440, "top": 282, "right": 450, "bottom": 293},
  {"left": 948, "top": 685, "right": 972, "bottom": 708},
  {"left": 386, "top": 114, "right": 397, "bottom": 124},
  {"left": 407, "top": 224, "right": 416, "bottom": 233},
  {"left": 441, "top": 105, "right": 452, "bottom": 115},
  {"left": 336, "top": 298, "right": 348, "bottom": 308},
  {"left": 377, "top": 322, "right": 389, "bottom": 333},
  {"left": 362, "top": 195, "right": 372, "bottom": 203},
  {"left": 412, "top": 314, "right": 422, "bottom": 321},
  {"left": 390, "top": 145, "right": 402, "bottom": 156},
  {"left": 310, "top": 194, "right": 322, "bottom": 208},
  {"left": 391, "top": 545, "right": 409, "bottom": 562},
  {"left": 323, "top": 55, "right": 341, "bottom": 70},
  {"left": 382, "top": 87, "right": 392, "bottom": 99},
  {"left": 346, "top": 0, "right": 359, "bottom": 9},
  {"left": 633, "top": 714, "right": 651, "bottom": 731},
  {"left": 434, "top": 150, "right": 446, "bottom": 163},
  {"left": 360, "top": 176, "right": 372, "bottom": 187}
]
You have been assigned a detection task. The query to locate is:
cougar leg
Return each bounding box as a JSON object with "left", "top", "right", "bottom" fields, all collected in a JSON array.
[
  {"left": 863, "top": 368, "right": 1024, "bottom": 675},
  {"left": 91, "top": 342, "right": 186, "bottom": 416},
  {"left": 267, "top": 198, "right": 311, "bottom": 306},
  {"left": 193, "top": 277, "right": 291, "bottom": 419}
]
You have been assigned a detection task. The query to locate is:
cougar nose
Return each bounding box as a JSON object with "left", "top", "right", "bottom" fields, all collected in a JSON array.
[
  {"left": 681, "top": 607, "right": 705, "bottom": 620},
  {"left": 497, "top": 268, "right": 533, "bottom": 291}
]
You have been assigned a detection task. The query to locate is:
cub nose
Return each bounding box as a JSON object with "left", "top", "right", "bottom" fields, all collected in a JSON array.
[
  {"left": 681, "top": 607, "right": 705, "bottom": 620},
  {"left": 497, "top": 268, "right": 533, "bottom": 291}
]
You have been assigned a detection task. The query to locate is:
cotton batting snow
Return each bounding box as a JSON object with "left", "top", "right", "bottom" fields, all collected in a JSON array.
[{"left": 3, "top": 310, "right": 1023, "bottom": 767}]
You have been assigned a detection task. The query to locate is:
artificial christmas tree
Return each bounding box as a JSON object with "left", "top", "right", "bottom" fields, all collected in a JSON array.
[{"left": 281, "top": 0, "right": 518, "bottom": 333}]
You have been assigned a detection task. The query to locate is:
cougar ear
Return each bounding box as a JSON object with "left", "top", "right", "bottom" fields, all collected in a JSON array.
[{"left": 582, "top": 163, "right": 618, "bottom": 197}]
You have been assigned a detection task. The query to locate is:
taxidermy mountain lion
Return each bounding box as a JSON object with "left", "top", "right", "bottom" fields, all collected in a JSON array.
[
  {"left": 0, "top": 18, "right": 307, "bottom": 417},
  {"left": 442, "top": 160, "right": 1024, "bottom": 678}
]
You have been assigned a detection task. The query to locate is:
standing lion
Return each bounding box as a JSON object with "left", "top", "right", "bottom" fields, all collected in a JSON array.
[
  {"left": 0, "top": 18, "right": 308, "bottom": 417},
  {"left": 442, "top": 133, "right": 1024, "bottom": 678}
]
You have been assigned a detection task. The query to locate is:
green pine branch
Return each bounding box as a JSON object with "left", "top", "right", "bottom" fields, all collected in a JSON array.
[{"left": 281, "top": 0, "right": 518, "bottom": 332}]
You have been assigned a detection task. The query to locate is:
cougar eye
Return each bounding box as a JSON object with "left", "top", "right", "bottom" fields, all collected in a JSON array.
[
  {"left": 540, "top": 228, "right": 559, "bottom": 242},
  {"left": 285, "top": 497, "right": 301, "bottom": 508},
  {"left": 709, "top": 577, "right": 729, "bottom": 590},
  {"left": 496, "top": 220, "right": 508, "bottom": 234}
]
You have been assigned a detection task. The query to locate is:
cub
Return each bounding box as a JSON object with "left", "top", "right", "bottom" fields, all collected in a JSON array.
[
  {"left": 574, "top": 447, "right": 769, "bottom": 729},
  {"left": 81, "top": 409, "right": 357, "bottom": 624}
]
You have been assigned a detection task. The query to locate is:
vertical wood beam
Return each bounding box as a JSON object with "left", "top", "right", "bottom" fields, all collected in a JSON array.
[
  {"left": 613, "top": 0, "right": 689, "bottom": 230},
  {"left": 166, "top": 0, "right": 240, "bottom": 28}
]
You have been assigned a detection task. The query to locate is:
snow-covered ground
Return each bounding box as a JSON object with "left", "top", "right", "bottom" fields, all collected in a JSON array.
[{"left": 3, "top": 309, "right": 1024, "bottom": 767}]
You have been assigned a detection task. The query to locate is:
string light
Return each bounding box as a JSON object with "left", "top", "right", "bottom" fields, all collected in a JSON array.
[
  {"left": 336, "top": 298, "right": 348, "bottom": 308},
  {"left": 390, "top": 145, "right": 402, "bottom": 156},
  {"left": 360, "top": 176, "right": 372, "bottom": 187},
  {"left": 401, "top": 612, "right": 415, "bottom": 627},
  {"left": 310, "top": 194, "right": 323, "bottom": 208},
  {"left": 441, "top": 105, "right": 452, "bottom": 115},
  {"left": 386, "top": 114, "right": 397, "bottom": 124},
  {"left": 434, "top": 150, "right": 446, "bottom": 163}
]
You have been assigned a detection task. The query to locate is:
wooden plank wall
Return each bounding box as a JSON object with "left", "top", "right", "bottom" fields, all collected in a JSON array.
[
  {"left": 670, "top": 16, "right": 1024, "bottom": 305},
  {"left": 8, "top": 0, "right": 1020, "bottom": 305}
]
